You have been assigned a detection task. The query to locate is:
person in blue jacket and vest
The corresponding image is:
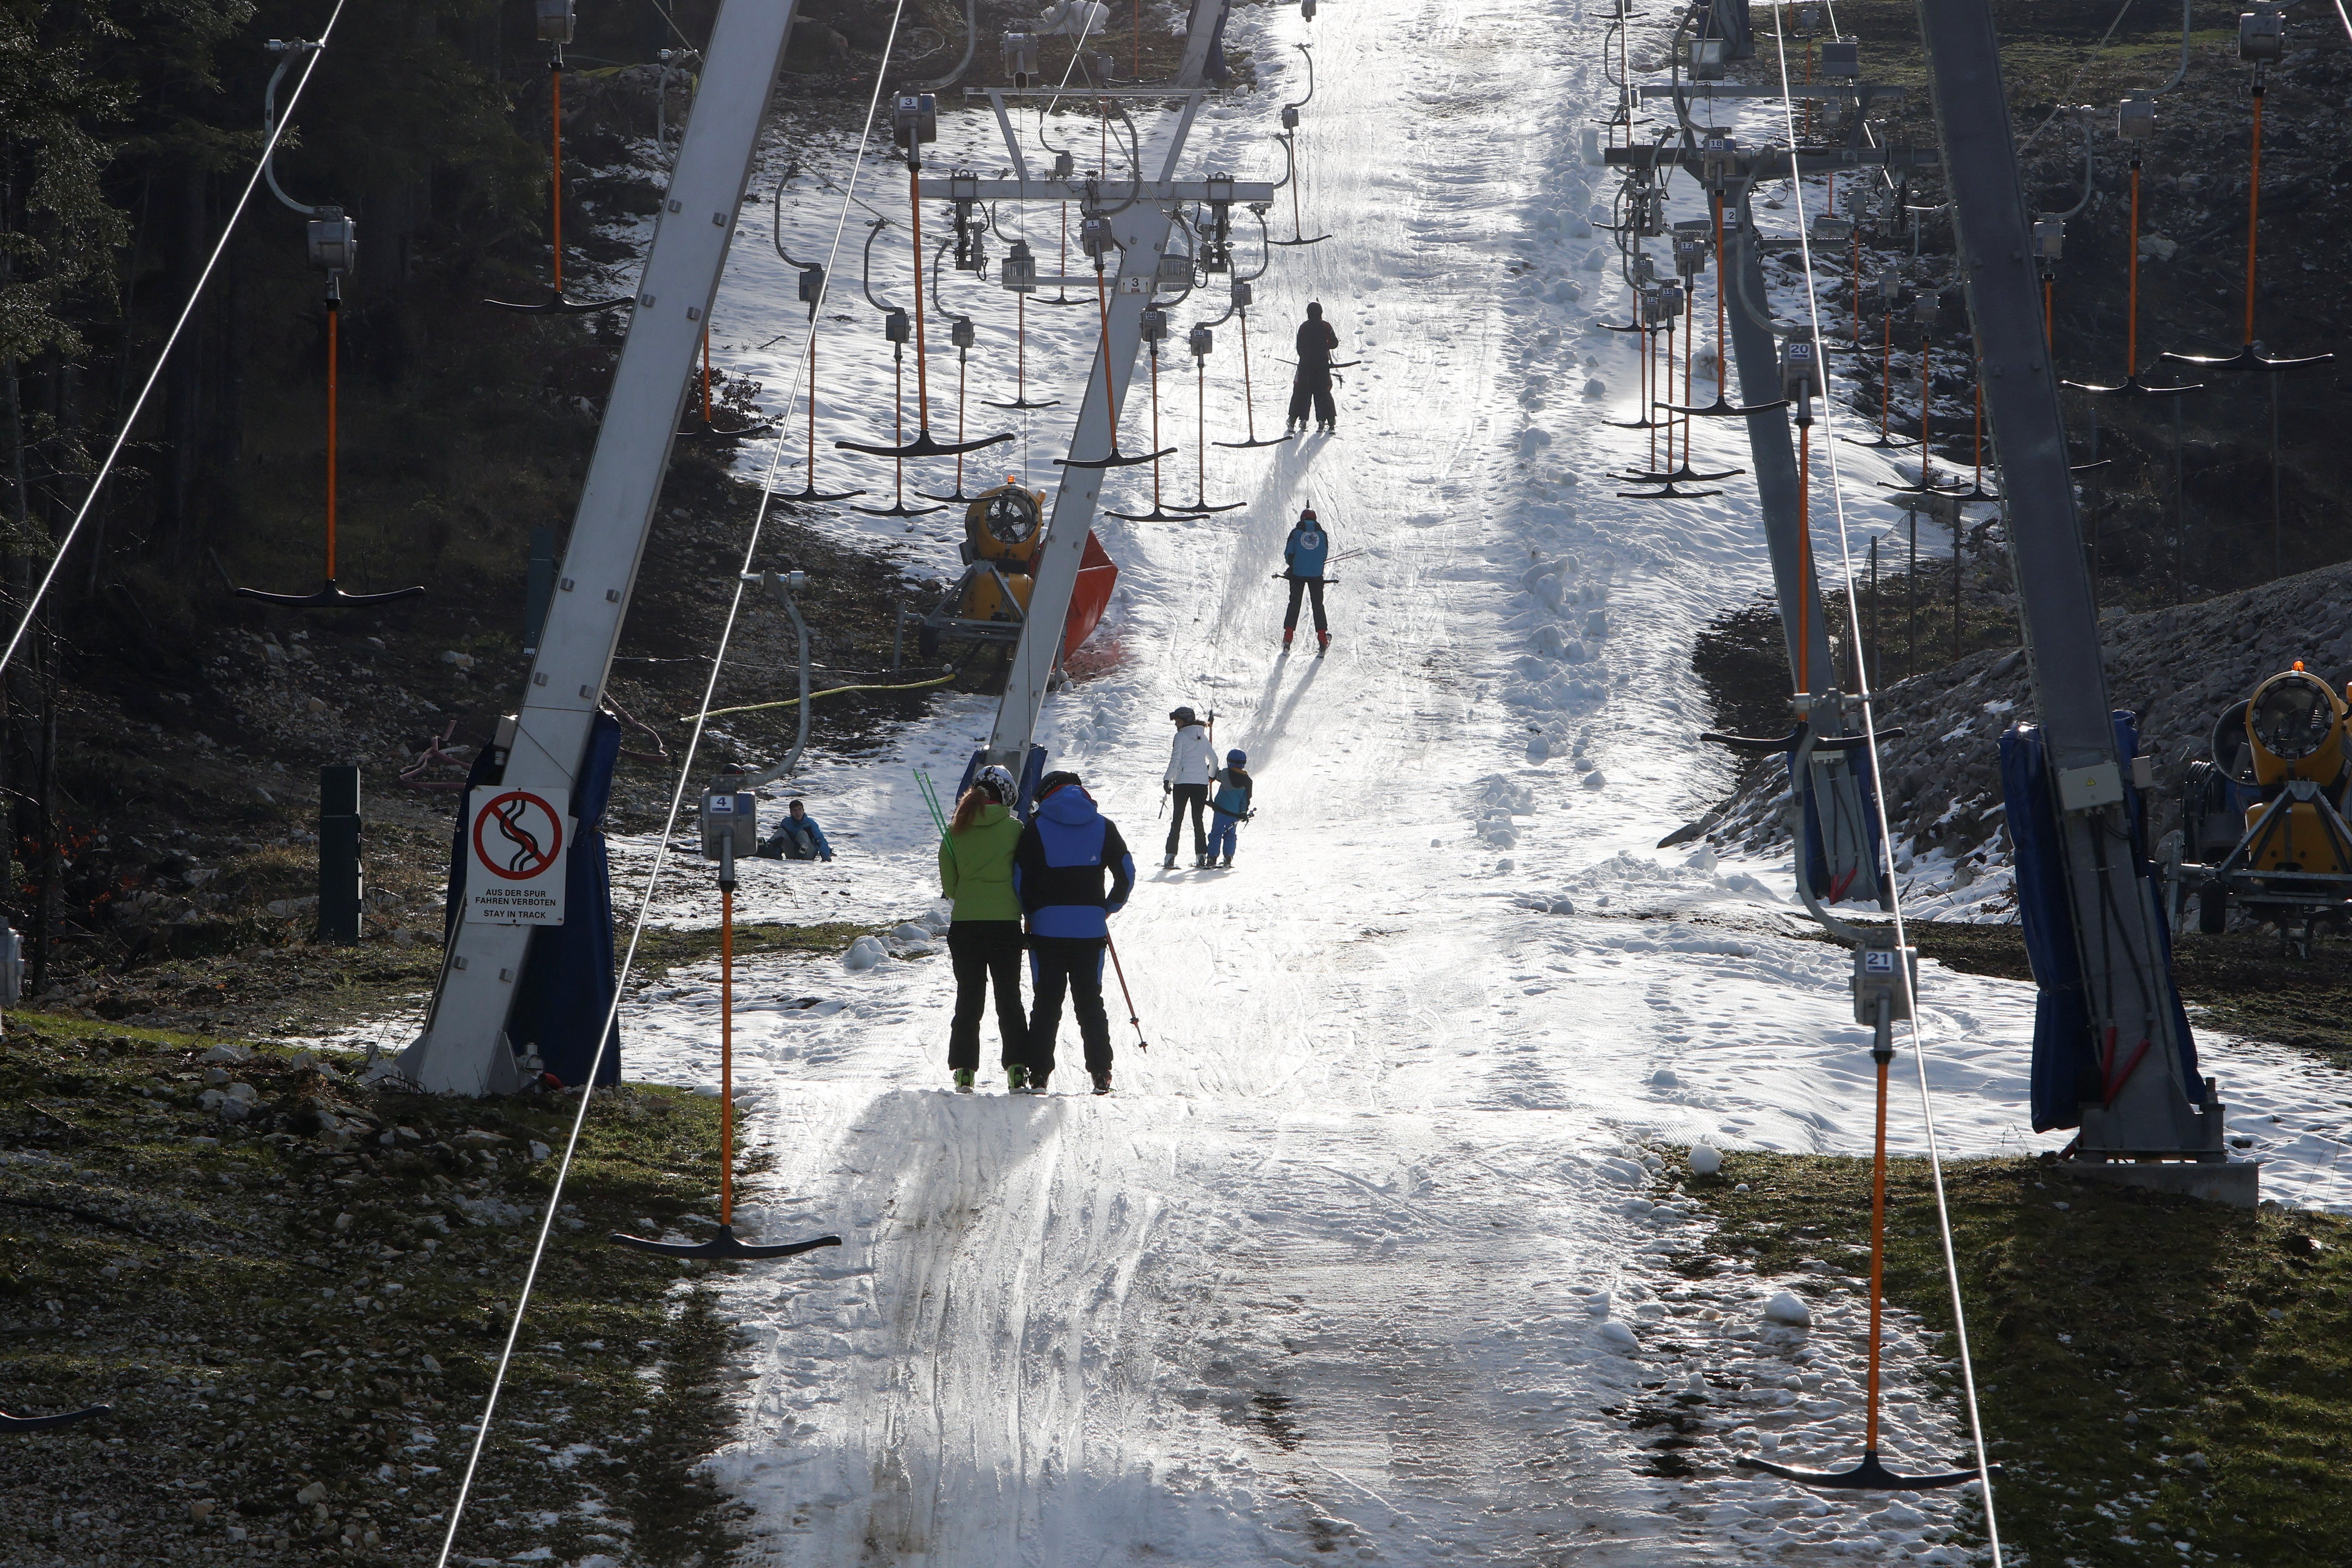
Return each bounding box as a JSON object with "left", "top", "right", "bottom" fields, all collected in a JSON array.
[
  {"left": 1281, "top": 508, "right": 1332, "bottom": 654},
  {"left": 1013, "top": 772, "right": 1136, "bottom": 1094},
  {"left": 1207, "top": 749, "right": 1253, "bottom": 869}
]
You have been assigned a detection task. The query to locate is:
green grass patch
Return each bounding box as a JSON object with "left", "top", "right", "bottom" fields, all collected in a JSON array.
[
  {"left": 0, "top": 1023, "right": 784, "bottom": 1565},
  {"left": 627, "top": 918, "right": 878, "bottom": 986},
  {"left": 1683, "top": 1152, "right": 2352, "bottom": 1566}
]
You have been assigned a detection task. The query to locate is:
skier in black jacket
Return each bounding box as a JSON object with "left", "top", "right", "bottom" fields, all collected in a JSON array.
[{"left": 1286, "top": 302, "right": 1341, "bottom": 435}]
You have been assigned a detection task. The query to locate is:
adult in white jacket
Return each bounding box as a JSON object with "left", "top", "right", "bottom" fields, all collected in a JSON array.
[{"left": 1162, "top": 706, "right": 1219, "bottom": 868}]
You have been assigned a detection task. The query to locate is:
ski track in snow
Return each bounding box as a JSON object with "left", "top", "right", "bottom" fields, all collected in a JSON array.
[{"left": 406, "top": 1, "right": 2352, "bottom": 1562}]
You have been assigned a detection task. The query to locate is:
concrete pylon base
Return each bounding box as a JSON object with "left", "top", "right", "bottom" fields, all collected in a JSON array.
[{"left": 2061, "top": 1158, "right": 2260, "bottom": 1209}]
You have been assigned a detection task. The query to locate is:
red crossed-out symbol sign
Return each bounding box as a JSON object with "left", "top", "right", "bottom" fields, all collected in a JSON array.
[{"left": 471, "top": 790, "right": 564, "bottom": 881}]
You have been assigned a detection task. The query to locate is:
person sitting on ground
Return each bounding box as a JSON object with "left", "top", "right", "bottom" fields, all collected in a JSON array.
[
  {"left": 1206, "top": 749, "right": 1254, "bottom": 869},
  {"left": 758, "top": 797, "right": 833, "bottom": 862},
  {"left": 1014, "top": 771, "right": 1135, "bottom": 1095}
]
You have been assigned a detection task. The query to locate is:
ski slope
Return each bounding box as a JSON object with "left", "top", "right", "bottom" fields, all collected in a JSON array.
[{"left": 560, "top": 0, "right": 2352, "bottom": 1563}]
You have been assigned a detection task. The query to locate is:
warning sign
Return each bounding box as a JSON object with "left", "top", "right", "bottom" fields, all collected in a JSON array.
[{"left": 466, "top": 787, "right": 572, "bottom": 926}]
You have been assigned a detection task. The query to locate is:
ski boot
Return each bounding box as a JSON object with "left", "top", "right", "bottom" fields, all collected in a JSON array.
[
  {"left": 1162, "top": 852, "right": 1178, "bottom": 870},
  {"left": 1090, "top": 1069, "right": 1114, "bottom": 1096},
  {"left": 1196, "top": 851, "right": 1212, "bottom": 869},
  {"left": 954, "top": 1069, "right": 976, "bottom": 1094},
  {"left": 1317, "top": 630, "right": 1332, "bottom": 656},
  {"left": 1007, "top": 1064, "right": 1030, "bottom": 1094},
  {"left": 1219, "top": 856, "right": 1233, "bottom": 868},
  {"left": 1281, "top": 628, "right": 1294, "bottom": 650}
]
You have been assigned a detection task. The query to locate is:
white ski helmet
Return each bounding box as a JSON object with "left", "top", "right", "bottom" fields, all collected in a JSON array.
[{"left": 975, "top": 764, "right": 1018, "bottom": 804}]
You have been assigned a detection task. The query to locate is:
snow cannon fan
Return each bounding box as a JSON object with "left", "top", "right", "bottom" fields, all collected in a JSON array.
[
  {"left": 2228, "top": 664, "right": 2352, "bottom": 878},
  {"left": 957, "top": 483, "right": 1047, "bottom": 625},
  {"left": 2245, "top": 665, "right": 2348, "bottom": 789},
  {"left": 612, "top": 787, "right": 842, "bottom": 1263}
]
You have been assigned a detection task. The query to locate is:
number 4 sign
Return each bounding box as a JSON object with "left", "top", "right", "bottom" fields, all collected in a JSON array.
[{"left": 466, "top": 786, "right": 574, "bottom": 926}]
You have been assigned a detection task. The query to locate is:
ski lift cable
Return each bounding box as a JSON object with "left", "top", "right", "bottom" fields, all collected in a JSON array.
[
  {"left": 0, "top": 0, "right": 353, "bottom": 681},
  {"left": 1765, "top": 22, "right": 2007, "bottom": 1546},
  {"left": 426, "top": 6, "right": 917, "bottom": 1565}
]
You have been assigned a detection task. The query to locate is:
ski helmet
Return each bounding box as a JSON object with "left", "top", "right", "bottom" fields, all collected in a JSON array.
[
  {"left": 1227, "top": 749, "right": 1247, "bottom": 766},
  {"left": 1038, "top": 770, "right": 1084, "bottom": 797},
  {"left": 975, "top": 764, "right": 1017, "bottom": 804},
  {"left": 1298, "top": 507, "right": 1317, "bottom": 521},
  {"left": 1169, "top": 705, "right": 1197, "bottom": 725},
  {"left": 1306, "top": 301, "right": 1323, "bottom": 319}
]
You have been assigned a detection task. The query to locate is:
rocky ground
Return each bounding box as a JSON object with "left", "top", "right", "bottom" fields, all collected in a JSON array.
[
  {"left": 0, "top": 1018, "right": 779, "bottom": 1568},
  {"left": 1698, "top": 559, "right": 2352, "bottom": 908}
]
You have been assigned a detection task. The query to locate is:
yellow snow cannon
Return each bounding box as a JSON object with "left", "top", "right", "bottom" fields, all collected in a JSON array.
[{"left": 2172, "top": 661, "right": 2352, "bottom": 951}]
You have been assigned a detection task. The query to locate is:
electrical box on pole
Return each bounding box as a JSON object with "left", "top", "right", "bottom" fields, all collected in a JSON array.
[
  {"left": 1914, "top": 0, "right": 2241, "bottom": 1192},
  {"left": 398, "top": 0, "right": 805, "bottom": 1096}
]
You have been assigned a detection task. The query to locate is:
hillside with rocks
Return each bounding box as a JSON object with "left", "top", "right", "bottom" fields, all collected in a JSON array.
[{"left": 1703, "top": 562, "right": 2352, "bottom": 912}]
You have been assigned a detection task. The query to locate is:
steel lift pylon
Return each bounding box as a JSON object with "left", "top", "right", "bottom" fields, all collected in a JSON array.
[
  {"left": 961, "top": 0, "right": 1247, "bottom": 777},
  {"left": 400, "top": 0, "right": 803, "bottom": 1095},
  {"left": 1916, "top": 0, "right": 2241, "bottom": 1194},
  {"left": 1721, "top": 208, "right": 1880, "bottom": 907}
]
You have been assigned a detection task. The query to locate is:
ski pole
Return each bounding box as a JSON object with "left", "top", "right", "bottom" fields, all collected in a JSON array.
[
  {"left": 1104, "top": 935, "right": 1148, "bottom": 1052},
  {"left": 914, "top": 766, "right": 948, "bottom": 839}
]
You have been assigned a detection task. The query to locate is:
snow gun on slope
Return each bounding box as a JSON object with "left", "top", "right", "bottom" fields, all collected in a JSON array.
[
  {"left": 901, "top": 481, "right": 1119, "bottom": 692},
  {"left": 2168, "top": 662, "right": 2352, "bottom": 956}
]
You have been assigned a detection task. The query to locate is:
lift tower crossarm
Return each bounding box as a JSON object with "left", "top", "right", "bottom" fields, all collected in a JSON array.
[
  {"left": 981, "top": 0, "right": 1227, "bottom": 775},
  {"left": 398, "top": 0, "right": 802, "bottom": 1097},
  {"left": 1916, "top": 0, "right": 2224, "bottom": 1159},
  {"left": 914, "top": 178, "right": 1277, "bottom": 202},
  {"left": 1602, "top": 146, "right": 1938, "bottom": 177}
]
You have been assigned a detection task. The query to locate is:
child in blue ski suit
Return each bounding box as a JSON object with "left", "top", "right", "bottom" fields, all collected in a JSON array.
[{"left": 1206, "top": 749, "right": 1254, "bottom": 868}]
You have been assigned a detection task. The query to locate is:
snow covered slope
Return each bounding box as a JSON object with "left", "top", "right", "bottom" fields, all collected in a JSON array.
[{"left": 574, "top": 0, "right": 2352, "bottom": 1562}]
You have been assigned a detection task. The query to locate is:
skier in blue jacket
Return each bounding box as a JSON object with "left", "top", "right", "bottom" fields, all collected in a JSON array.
[
  {"left": 1013, "top": 772, "right": 1136, "bottom": 1094},
  {"left": 1280, "top": 508, "right": 1331, "bottom": 654},
  {"left": 1206, "top": 749, "right": 1253, "bottom": 868},
  {"left": 757, "top": 798, "right": 834, "bottom": 861}
]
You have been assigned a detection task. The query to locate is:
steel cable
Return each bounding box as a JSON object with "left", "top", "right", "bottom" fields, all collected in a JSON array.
[
  {"left": 427, "top": 4, "right": 916, "bottom": 1562},
  {"left": 1767, "top": 21, "right": 2008, "bottom": 1560}
]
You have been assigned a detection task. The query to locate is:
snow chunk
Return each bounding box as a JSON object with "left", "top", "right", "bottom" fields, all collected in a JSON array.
[
  {"left": 1689, "top": 1144, "right": 1722, "bottom": 1177},
  {"left": 1599, "top": 1319, "right": 1639, "bottom": 1352},
  {"left": 842, "top": 935, "right": 888, "bottom": 972},
  {"left": 1764, "top": 1292, "right": 1813, "bottom": 1328}
]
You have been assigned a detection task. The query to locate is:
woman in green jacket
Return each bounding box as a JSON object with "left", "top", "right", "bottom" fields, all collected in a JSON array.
[{"left": 940, "top": 765, "right": 1028, "bottom": 1092}]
